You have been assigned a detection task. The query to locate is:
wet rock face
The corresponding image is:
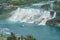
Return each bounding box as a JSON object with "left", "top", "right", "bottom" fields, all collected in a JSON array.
[
  {"left": 46, "top": 11, "right": 60, "bottom": 26},
  {"left": 56, "top": 12, "right": 60, "bottom": 17},
  {"left": 50, "top": 11, "right": 54, "bottom": 17},
  {"left": 0, "top": 4, "right": 4, "bottom": 14},
  {"left": 46, "top": 19, "right": 57, "bottom": 25}
]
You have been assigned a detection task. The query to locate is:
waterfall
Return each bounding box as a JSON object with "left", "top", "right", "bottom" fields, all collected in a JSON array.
[
  {"left": 8, "top": 7, "right": 56, "bottom": 25},
  {"left": 8, "top": 1, "right": 56, "bottom": 25}
]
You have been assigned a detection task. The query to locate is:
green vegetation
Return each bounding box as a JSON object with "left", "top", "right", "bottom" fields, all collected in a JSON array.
[
  {"left": 41, "top": 4, "right": 50, "bottom": 10},
  {"left": 0, "top": 0, "right": 49, "bottom": 19},
  {"left": 0, "top": 0, "right": 60, "bottom": 26},
  {"left": 53, "top": 1, "right": 60, "bottom": 25},
  {"left": 41, "top": 0, "right": 60, "bottom": 26},
  {"left": 26, "top": 35, "right": 36, "bottom": 40},
  {"left": 7, "top": 32, "right": 16, "bottom": 40},
  {"left": 0, "top": 0, "right": 49, "bottom": 5},
  {"left": 0, "top": 32, "right": 36, "bottom": 40},
  {"left": 41, "top": 1, "right": 60, "bottom": 12}
]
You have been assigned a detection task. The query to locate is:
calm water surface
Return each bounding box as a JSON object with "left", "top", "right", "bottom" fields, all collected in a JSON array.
[{"left": 0, "top": 19, "right": 60, "bottom": 40}]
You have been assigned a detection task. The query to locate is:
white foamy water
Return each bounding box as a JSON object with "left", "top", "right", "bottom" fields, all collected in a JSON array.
[
  {"left": 8, "top": 1, "right": 56, "bottom": 25},
  {"left": 0, "top": 28, "right": 10, "bottom": 35},
  {"left": 8, "top": 7, "right": 56, "bottom": 25}
]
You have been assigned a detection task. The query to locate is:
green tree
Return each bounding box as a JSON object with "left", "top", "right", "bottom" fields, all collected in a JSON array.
[
  {"left": 26, "top": 35, "right": 36, "bottom": 40},
  {"left": 7, "top": 32, "right": 16, "bottom": 40},
  {"left": 41, "top": 4, "right": 50, "bottom": 10}
]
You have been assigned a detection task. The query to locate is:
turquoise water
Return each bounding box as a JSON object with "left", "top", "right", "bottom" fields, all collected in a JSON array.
[{"left": 0, "top": 19, "right": 60, "bottom": 40}]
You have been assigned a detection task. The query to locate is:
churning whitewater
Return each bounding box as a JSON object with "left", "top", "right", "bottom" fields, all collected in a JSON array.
[
  {"left": 8, "top": 2, "right": 56, "bottom": 25},
  {"left": 8, "top": 7, "right": 56, "bottom": 25}
]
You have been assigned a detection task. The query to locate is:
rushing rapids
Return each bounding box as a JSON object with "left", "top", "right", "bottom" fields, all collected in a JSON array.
[
  {"left": 8, "top": 7, "right": 56, "bottom": 25},
  {"left": 8, "top": 1, "right": 56, "bottom": 25}
]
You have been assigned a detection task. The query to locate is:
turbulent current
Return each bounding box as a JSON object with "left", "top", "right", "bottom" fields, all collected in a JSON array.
[
  {"left": 8, "top": 2, "right": 56, "bottom": 25},
  {"left": 0, "top": 1, "right": 60, "bottom": 40}
]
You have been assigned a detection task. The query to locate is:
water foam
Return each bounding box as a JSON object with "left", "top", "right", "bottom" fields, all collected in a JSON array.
[{"left": 8, "top": 7, "right": 56, "bottom": 25}]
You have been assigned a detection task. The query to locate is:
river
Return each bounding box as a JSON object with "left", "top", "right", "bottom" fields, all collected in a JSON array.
[
  {"left": 0, "top": 19, "right": 60, "bottom": 40},
  {"left": 0, "top": 1, "right": 60, "bottom": 40}
]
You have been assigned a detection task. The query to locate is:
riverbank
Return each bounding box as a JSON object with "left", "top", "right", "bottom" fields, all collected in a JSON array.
[
  {"left": 0, "top": 32, "right": 36, "bottom": 40},
  {"left": 46, "top": 19, "right": 60, "bottom": 27}
]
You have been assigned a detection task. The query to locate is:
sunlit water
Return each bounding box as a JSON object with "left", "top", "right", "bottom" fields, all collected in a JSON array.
[{"left": 0, "top": 19, "right": 60, "bottom": 40}]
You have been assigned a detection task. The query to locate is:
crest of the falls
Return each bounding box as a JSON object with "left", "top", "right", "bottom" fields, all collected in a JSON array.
[{"left": 8, "top": 7, "right": 56, "bottom": 25}]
